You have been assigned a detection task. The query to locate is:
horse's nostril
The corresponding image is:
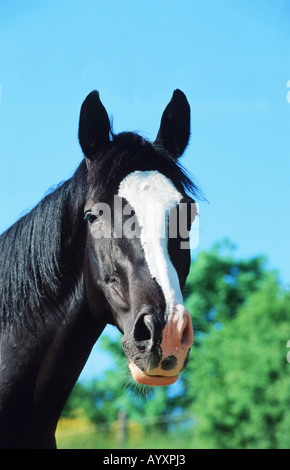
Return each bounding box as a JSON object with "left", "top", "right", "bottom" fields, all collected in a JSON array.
[
  {"left": 134, "top": 314, "right": 151, "bottom": 342},
  {"left": 133, "top": 314, "right": 153, "bottom": 348}
]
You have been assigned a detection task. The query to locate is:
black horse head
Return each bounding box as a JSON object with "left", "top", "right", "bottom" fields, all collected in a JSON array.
[
  {"left": 79, "top": 90, "right": 196, "bottom": 386},
  {"left": 0, "top": 89, "right": 199, "bottom": 448}
]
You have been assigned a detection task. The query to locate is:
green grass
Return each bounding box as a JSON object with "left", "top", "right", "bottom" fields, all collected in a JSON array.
[{"left": 57, "top": 429, "right": 196, "bottom": 450}]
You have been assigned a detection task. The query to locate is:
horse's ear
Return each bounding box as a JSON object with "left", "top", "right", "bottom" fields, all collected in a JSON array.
[
  {"left": 78, "top": 90, "right": 110, "bottom": 161},
  {"left": 155, "top": 89, "right": 190, "bottom": 159}
]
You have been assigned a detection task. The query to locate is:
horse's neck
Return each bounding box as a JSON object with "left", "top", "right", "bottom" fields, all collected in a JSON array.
[{"left": 0, "top": 298, "right": 105, "bottom": 448}]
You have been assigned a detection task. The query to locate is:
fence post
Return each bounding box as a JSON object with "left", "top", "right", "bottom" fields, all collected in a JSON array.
[{"left": 118, "top": 410, "right": 127, "bottom": 449}]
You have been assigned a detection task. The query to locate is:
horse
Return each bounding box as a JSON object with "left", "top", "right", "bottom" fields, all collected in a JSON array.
[{"left": 0, "top": 89, "right": 199, "bottom": 448}]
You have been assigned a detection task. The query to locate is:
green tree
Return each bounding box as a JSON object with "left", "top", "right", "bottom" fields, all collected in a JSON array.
[
  {"left": 179, "top": 240, "right": 268, "bottom": 410},
  {"left": 188, "top": 274, "right": 290, "bottom": 448}
]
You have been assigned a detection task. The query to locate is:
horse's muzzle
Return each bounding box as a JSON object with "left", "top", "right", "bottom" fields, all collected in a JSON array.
[{"left": 129, "top": 304, "right": 194, "bottom": 386}]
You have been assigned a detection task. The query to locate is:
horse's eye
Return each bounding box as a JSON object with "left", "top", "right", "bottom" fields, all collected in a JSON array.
[{"left": 84, "top": 212, "right": 98, "bottom": 225}]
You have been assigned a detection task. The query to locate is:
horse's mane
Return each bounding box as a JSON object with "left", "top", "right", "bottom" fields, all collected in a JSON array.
[
  {"left": 0, "top": 132, "right": 200, "bottom": 330},
  {"left": 0, "top": 170, "right": 86, "bottom": 330}
]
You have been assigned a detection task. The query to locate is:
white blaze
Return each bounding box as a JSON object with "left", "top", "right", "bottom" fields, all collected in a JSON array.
[{"left": 118, "top": 170, "right": 184, "bottom": 316}]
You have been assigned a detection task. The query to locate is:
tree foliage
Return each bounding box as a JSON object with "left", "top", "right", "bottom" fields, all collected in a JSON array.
[
  {"left": 188, "top": 274, "right": 290, "bottom": 448},
  {"left": 62, "top": 241, "right": 290, "bottom": 448}
]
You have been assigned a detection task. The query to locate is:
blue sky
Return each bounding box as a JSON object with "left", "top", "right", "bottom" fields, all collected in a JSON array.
[{"left": 1, "top": 0, "right": 290, "bottom": 380}]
